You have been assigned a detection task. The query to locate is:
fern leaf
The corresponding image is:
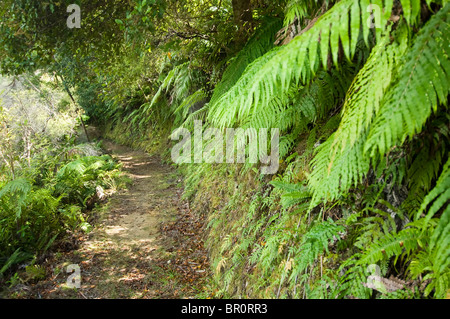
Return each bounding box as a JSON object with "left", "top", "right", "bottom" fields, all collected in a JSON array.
[
  {"left": 0, "top": 178, "right": 32, "bottom": 218},
  {"left": 335, "top": 255, "right": 372, "bottom": 299},
  {"left": 270, "top": 180, "right": 311, "bottom": 209},
  {"left": 289, "top": 219, "right": 345, "bottom": 280},
  {"left": 332, "top": 24, "right": 408, "bottom": 152},
  {"left": 283, "top": 0, "right": 323, "bottom": 28},
  {"left": 309, "top": 132, "right": 371, "bottom": 205},
  {"left": 358, "top": 228, "right": 421, "bottom": 265},
  {"left": 209, "top": 17, "right": 282, "bottom": 107},
  {"left": 365, "top": 5, "right": 450, "bottom": 157},
  {"left": 308, "top": 25, "right": 410, "bottom": 204},
  {"left": 208, "top": 0, "right": 369, "bottom": 129},
  {"left": 415, "top": 157, "right": 450, "bottom": 225},
  {"left": 429, "top": 205, "right": 449, "bottom": 270}
]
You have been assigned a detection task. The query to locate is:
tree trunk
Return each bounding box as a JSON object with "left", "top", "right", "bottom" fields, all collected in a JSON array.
[
  {"left": 0, "top": 149, "right": 15, "bottom": 179},
  {"left": 232, "top": 0, "right": 253, "bottom": 46},
  {"left": 57, "top": 74, "right": 90, "bottom": 143},
  {"left": 23, "top": 129, "right": 31, "bottom": 167}
]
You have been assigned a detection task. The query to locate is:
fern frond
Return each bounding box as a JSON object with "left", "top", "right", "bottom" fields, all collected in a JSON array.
[
  {"left": 182, "top": 104, "right": 209, "bottom": 129},
  {"left": 0, "top": 178, "right": 32, "bottom": 218},
  {"left": 334, "top": 255, "right": 372, "bottom": 299},
  {"left": 407, "top": 143, "right": 445, "bottom": 194},
  {"left": 57, "top": 160, "right": 88, "bottom": 178},
  {"left": 358, "top": 227, "right": 421, "bottom": 265},
  {"left": 308, "top": 25, "right": 410, "bottom": 204},
  {"left": 415, "top": 157, "right": 450, "bottom": 225},
  {"left": 283, "top": 0, "right": 326, "bottom": 27},
  {"left": 289, "top": 219, "right": 345, "bottom": 280},
  {"left": 172, "top": 89, "right": 207, "bottom": 125},
  {"left": 309, "top": 132, "right": 371, "bottom": 205},
  {"left": 365, "top": 5, "right": 450, "bottom": 157},
  {"left": 208, "top": 46, "right": 284, "bottom": 128},
  {"left": 209, "top": 17, "right": 282, "bottom": 107},
  {"left": 143, "top": 62, "right": 190, "bottom": 114},
  {"left": 399, "top": 0, "right": 422, "bottom": 26},
  {"left": 378, "top": 287, "right": 418, "bottom": 299},
  {"left": 408, "top": 207, "right": 449, "bottom": 298},
  {"left": 427, "top": 206, "right": 450, "bottom": 284},
  {"left": 270, "top": 180, "right": 311, "bottom": 209},
  {"left": 208, "top": 0, "right": 366, "bottom": 129},
  {"left": 331, "top": 25, "right": 408, "bottom": 152},
  {"left": 0, "top": 178, "right": 32, "bottom": 198},
  {"left": 424, "top": 270, "right": 449, "bottom": 298}
]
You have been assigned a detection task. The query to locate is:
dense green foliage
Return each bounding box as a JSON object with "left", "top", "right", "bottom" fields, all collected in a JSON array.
[
  {"left": 0, "top": 75, "right": 126, "bottom": 281},
  {"left": 1, "top": 0, "right": 449, "bottom": 298}
]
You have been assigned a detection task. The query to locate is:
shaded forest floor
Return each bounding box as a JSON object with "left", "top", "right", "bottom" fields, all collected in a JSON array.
[{"left": 4, "top": 140, "right": 211, "bottom": 299}]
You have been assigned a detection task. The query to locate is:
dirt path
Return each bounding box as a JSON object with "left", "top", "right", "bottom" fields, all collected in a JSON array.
[
  {"left": 7, "top": 140, "right": 210, "bottom": 299},
  {"left": 72, "top": 140, "right": 182, "bottom": 298}
]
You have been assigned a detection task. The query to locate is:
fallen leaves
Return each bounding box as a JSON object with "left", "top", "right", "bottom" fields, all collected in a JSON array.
[{"left": 157, "top": 202, "right": 212, "bottom": 297}]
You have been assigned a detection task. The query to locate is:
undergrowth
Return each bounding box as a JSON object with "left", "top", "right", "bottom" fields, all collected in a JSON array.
[{"left": 0, "top": 141, "right": 127, "bottom": 287}]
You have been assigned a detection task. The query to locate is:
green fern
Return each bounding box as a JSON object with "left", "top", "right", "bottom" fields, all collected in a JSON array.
[
  {"left": 173, "top": 89, "right": 207, "bottom": 126},
  {"left": 289, "top": 219, "right": 345, "bottom": 281},
  {"left": 308, "top": 4, "right": 450, "bottom": 204},
  {"left": 407, "top": 143, "right": 446, "bottom": 194},
  {"left": 308, "top": 24, "right": 410, "bottom": 204},
  {"left": 358, "top": 228, "right": 421, "bottom": 265},
  {"left": 331, "top": 24, "right": 408, "bottom": 152},
  {"left": 407, "top": 208, "right": 449, "bottom": 298},
  {"left": 334, "top": 255, "right": 372, "bottom": 299},
  {"left": 378, "top": 287, "right": 419, "bottom": 299},
  {"left": 0, "top": 178, "right": 32, "bottom": 218},
  {"left": 0, "top": 248, "right": 33, "bottom": 277},
  {"left": 209, "top": 17, "right": 283, "bottom": 107},
  {"left": 270, "top": 180, "right": 311, "bottom": 209},
  {"left": 207, "top": 0, "right": 401, "bottom": 130},
  {"left": 416, "top": 157, "right": 450, "bottom": 226},
  {"left": 365, "top": 5, "right": 450, "bottom": 158},
  {"left": 283, "top": 0, "right": 326, "bottom": 28}
]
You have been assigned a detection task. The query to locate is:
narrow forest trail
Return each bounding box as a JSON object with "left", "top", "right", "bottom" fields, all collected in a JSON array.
[
  {"left": 69, "top": 140, "right": 181, "bottom": 299},
  {"left": 8, "top": 140, "right": 210, "bottom": 299}
]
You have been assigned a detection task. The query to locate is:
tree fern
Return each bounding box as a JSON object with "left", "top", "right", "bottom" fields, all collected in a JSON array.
[
  {"left": 242, "top": 65, "right": 352, "bottom": 131},
  {"left": 207, "top": 0, "right": 400, "bottom": 130},
  {"left": 309, "top": 4, "right": 449, "bottom": 204},
  {"left": 331, "top": 25, "right": 408, "bottom": 153},
  {"left": 308, "top": 26, "right": 409, "bottom": 203},
  {"left": 365, "top": 4, "right": 450, "bottom": 158},
  {"left": 208, "top": 46, "right": 284, "bottom": 128}
]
